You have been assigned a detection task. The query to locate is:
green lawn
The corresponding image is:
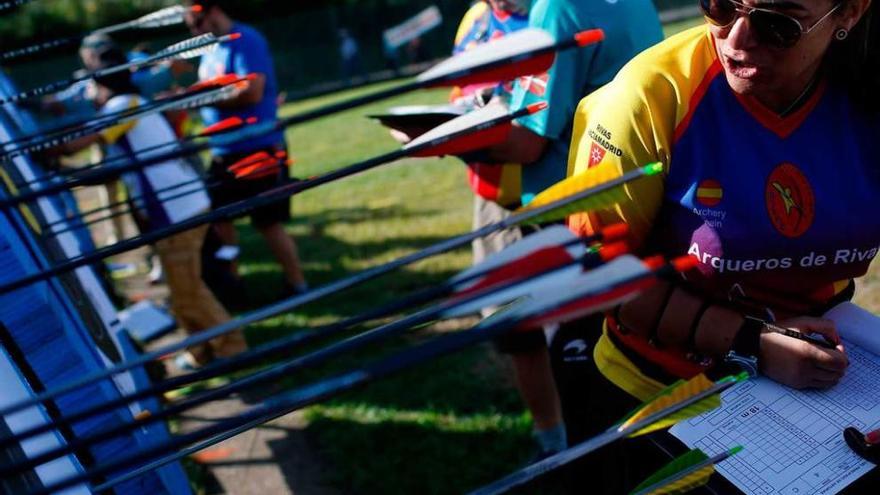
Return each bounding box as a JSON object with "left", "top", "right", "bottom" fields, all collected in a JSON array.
[{"left": 232, "top": 82, "right": 539, "bottom": 493}]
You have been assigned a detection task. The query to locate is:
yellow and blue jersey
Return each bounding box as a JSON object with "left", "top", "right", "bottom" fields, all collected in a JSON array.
[{"left": 567, "top": 26, "right": 880, "bottom": 400}]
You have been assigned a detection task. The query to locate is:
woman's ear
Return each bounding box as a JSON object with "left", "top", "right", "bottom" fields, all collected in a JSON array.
[{"left": 841, "top": 0, "right": 872, "bottom": 31}]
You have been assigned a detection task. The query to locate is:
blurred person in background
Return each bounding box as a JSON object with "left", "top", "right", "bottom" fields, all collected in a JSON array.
[
  {"left": 475, "top": 0, "right": 664, "bottom": 471},
  {"left": 40, "top": 34, "right": 194, "bottom": 284},
  {"left": 450, "top": 0, "right": 567, "bottom": 460},
  {"left": 48, "top": 47, "right": 243, "bottom": 368},
  {"left": 338, "top": 28, "right": 365, "bottom": 85},
  {"left": 184, "top": 0, "right": 308, "bottom": 304}
]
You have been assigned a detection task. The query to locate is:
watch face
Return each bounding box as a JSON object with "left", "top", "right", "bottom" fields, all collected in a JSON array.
[{"left": 725, "top": 351, "right": 759, "bottom": 378}]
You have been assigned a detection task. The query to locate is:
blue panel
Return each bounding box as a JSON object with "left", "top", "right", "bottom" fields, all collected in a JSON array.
[{"left": 0, "top": 73, "right": 191, "bottom": 495}]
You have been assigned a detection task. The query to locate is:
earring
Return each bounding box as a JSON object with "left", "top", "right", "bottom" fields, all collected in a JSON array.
[{"left": 836, "top": 28, "right": 849, "bottom": 41}]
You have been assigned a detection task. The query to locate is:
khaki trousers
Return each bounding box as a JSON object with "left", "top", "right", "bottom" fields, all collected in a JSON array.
[{"left": 155, "top": 224, "right": 245, "bottom": 359}]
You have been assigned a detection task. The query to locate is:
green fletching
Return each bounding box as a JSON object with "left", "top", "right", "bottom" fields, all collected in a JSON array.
[
  {"left": 630, "top": 449, "right": 709, "bottom": 495},
  {"left": 643, "top": 162, "right": 664, "bottom": 176},
  {"left": 514, "top": 161, "right": 664, "bottom": 226},
  {"left": 628, "top": 393, "right": 721, "bottom": 437},
  {"left": 621, "top": 374, "right": 714, "bottom": 432},
  {"left": 652, "top": 465, "right": 715, "bottom": 495},
  {"left": 615, "top": 379, "right": 686, "bottom": 427},
  {"left": 519, "top": 188, "right": 628, "bottom": 226}
]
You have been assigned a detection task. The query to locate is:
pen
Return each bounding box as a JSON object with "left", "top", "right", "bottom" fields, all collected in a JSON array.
[
  {"left": 762, "top": 321, "right": 838, "bottom": 349},
  {"left": 844, "top": 427, "right": 880, "bottom": 463}
]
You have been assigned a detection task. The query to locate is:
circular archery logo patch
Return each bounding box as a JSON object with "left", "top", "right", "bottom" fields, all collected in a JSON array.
[
  {"left": 695, "top": 179, "right": 723, "bottom": 207},
  {"left": 765, "top": 163, "right": 814, "bottom": 238}
]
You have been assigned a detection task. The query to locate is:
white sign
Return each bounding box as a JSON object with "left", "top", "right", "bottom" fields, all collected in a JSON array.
[{"left": 383, "top": 5, "right": 443, "bottom": 50}]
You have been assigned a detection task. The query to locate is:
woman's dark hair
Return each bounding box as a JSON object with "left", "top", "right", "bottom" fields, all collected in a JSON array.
[
  {"left": 830, "top": 1, "right": 880, "bottom": 112},
  {"left": 92, "top": 47, "right": 140, "bottom": 96}
]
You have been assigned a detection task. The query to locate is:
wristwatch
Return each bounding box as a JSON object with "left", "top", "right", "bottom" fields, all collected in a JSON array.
[{"left": 724, "top": 316, "right": 764, "bottom": 377}]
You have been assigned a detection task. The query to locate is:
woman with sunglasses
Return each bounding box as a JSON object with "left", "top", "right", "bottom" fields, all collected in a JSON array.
[{"left": 563, "top": 0, "right": 879, "bottom": 492}]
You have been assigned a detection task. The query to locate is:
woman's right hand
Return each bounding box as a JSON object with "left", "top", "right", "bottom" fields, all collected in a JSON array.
[{"left": 758, "top": 317, "right": 849, "bottom": 389}]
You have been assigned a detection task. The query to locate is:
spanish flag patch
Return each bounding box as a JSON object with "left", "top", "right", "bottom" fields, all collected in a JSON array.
[{"left": 695, "top": 179, "right": 723, "bottom": 207}]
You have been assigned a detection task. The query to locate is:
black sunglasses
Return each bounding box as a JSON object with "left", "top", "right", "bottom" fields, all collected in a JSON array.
[{"left": 699, "top": 0, "right": 841, "bottom": 48}]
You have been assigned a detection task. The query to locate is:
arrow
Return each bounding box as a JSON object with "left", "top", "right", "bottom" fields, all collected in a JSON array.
[
  {"left": 42, "top": 151, "right": 288, "bottom": 239},
  {"left": 42, "top": 138, "right": 268, "bottom": 235},
  {"left": 0, "top": 5, "right": 200, "bottom": 63},
  {"left": 28, "top": 115, "right": 258, "bottom": 234},
  {"left": 30, "top": 252, "right": 680, "bottom": 495},
  {"left": 0, "top": 102, "right": 541, "bottom": 292},
  {"left": 0, "top": 225, "right": 628, "bottom": 452},
  {"left": 469, "top": 372, "right": 749, "bottom": 495},
  {"left": 513, "top": 160, "right": 643, "bottom": 226},
  {"left": 630, "top": 446, "right": 743, "bottom": 495},
  {"left": 0, "top": 153, "right": 658, "bottom": 422},
  {"left": 1, "top": 72, "right": 251, "bottom": 152},
  {"left": 0, "top": 32, "right": 238, "bottom": 104},
  {"left": 1, "top": 27, "right": 605, "bottom": 206},
  {"left": 0, "top": 240, "right": 629, "bottom": 476},
  {"left": 268, "top": 27, "right": 605, "bottom": 132},
  {"left": 2, "top": 78, "right": 249, "bottom": 163},
  {"left": 15, "top": 112, "right": 256, "bottom": 199}
]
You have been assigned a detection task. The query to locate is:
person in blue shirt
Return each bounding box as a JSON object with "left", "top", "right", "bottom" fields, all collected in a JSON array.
[{"left": 184, "top": 0, "right": 308, "bottom": 299}]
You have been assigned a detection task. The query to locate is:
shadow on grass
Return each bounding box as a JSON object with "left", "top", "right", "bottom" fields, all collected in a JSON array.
[
  {"left": 300, "top": 416, "right": 566, "bottom": 495},
  {"left": 243, "top": 343, "right": 563, "bottom": 494},
  {"left": 234, "top": 218, "right": 464, "bottom": 323},
  {"left": 288, "top": 205, "right": 442, "bottom": 228},
  {"left": 210, "top": 203, "right": 553, "bottom": 494}
]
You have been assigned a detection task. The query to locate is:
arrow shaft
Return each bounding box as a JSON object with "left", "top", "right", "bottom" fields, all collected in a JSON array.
[
  {"left": 3, "top": 82, "right": 218, "bottom": 150},
  {"left": 2, "top": 34, "right": 225, "bottom": 104},
  {"left": 0, "top": 105, "right": 532, "bottom": 293},
  {"left": 0, "top": 157, "right": 650, "bottom": 420},
  {"left": 35, "top": 259, "right": 655, "bottom": 495},
  {"left": 43, "top": 177, "right": 217, "bottom": 237},
  {"left": 0, "top": 233, "right": 597, "bottom": 450},
  {"left": 2, "top": 250, "right": 598, "bottom": 475},
  {"left": 0, "top": 6, "right": 189, "bottom": 62},
  {"left": 0, "top": 36, "right": 79, "bottom": 63},
  {"left": 470, "top": 380, "right": 739, "bottom": 495}
]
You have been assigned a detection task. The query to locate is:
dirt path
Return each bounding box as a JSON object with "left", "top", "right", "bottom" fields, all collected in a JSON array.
[{"left": 80, "top": 185, "right": 340, "bottom": 495}]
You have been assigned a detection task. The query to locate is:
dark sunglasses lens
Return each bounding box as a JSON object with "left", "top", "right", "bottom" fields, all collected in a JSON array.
[
  {"left": 700, "top": 0, "right": 738, "bottom": 25},
  {"left": 751, "top": 9, "right": 802, "bottom": 47}
]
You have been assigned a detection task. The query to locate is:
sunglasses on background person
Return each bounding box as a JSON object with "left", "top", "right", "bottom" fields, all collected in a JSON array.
[{"left": 699, "top": 0, "right": 841, "bottom": 48}]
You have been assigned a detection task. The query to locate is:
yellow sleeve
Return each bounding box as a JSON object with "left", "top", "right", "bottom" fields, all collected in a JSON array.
[
  {"left": 99, "top": 95, "right": 141, "bottom": 145},
  {"left": 566, "top": 26, "right": 715, "bottom": 249},
  {"left": 454, "top": 2, "right": 489, "bottom": 46},
  {"left": 100, "top": 121, "right": 137, "bottom": 145}
]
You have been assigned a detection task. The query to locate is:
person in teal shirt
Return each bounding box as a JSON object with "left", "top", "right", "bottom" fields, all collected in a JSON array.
[
  {"left": 500, "top": 0, "right": 664, "bottom": 205},
  {"left": 480, "top": 0, "right": 663, "bottom": 478}
]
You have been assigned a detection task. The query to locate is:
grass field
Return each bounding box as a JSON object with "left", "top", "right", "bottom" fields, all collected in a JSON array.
[
  {"left": 213, "top": 17, "right": 880, "bottom": 495},
  {"left": 231, "top": 80, "right": 536, "bottom": 494}
]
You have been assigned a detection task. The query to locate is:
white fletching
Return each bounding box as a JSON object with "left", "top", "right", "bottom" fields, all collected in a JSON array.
[
  {"left": 403, "top": 101, "right": 509, "bottom": 151},
  {"left": 154, "top": 33, "right": 217, "bottom": 59},
  {"left": 500, "top": 255, "right": 649, "bottom": 324},
  {"left": 132, "top": 6, "right": 187, "bottom": 28},
  {"left": 95, "top": 6, "right": 187, "bottom": 34},
  {"left": 166, "top": 43, "right": 219, "bottom": 62},
  {"left": 441, "top": 260, "right": 584, "bottom": 319},
  {"left": 452, "top": 225, "right": 585, "bottom": 290},
  {"left": 416, "top": 28, "right": 555, "bottom": 83}
]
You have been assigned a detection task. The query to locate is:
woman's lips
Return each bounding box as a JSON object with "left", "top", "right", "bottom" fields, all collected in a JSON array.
[{"left": 723, "top": 54, "right": 763, "bottom": 79}]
